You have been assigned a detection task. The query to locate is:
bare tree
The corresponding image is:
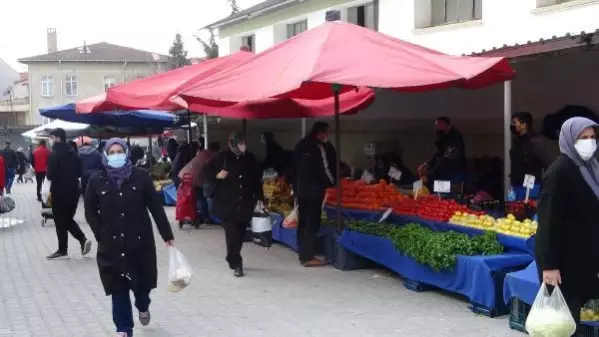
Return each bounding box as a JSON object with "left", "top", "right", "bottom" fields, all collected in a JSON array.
[
  {"left": 228, "top": 0, "right": 241, "bottom": 14},
  {"left": 196, "top": 0, "right": 240, "bottom": 60}
]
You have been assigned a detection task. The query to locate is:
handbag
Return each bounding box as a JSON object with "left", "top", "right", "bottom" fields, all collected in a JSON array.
[{"left": 251, "top": 203, "right": 273, "bottom": 248}]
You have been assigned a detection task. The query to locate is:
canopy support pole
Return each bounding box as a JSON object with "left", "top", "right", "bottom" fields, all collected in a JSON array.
[
  {"left": 332, "top": 84, "right": 342, "bottom": 231},
  {"left": 148, "top": 136, "right": 153, "bottom": 170},
  {"left": 504, "top": 80, "right": 512, "bottom": 199},
  {"left": 242, "top": 119, "right": 247, "bottom": 138},
  {"left": 187, "top": 110, "right": 193, "bottom": 158},
  {"left": 203, "top": 114, "right": 208, "bottom": 150},
  {"left": 301, "top": 118, "right": 307, "bottom": 137}
]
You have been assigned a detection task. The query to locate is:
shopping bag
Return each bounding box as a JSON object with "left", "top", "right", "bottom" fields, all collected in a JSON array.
[
  {"left": 251, "top": 204, "right": 273, "bottom": 248},
  {"left": 41, "top": 178, "right": 51, "bottom": 205},
  {"left": 175, "top": 180, "right": 197, "bottom": 222},
  {"left": 0, "top": 196, "right": 15, "bottom": 214},
  {"left": 167, "top": 247, "right": 193, "bottom": 293},
  {"left": 525, "top": 283, "right": 576, "bottom": 337},
  {"left": 283, "top": 205, "right": 298, "bottom": 228}
]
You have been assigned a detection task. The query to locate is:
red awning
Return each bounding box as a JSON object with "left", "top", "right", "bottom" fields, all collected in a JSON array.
[
  {"left": 179, "top": 21, "right": 515, "bottom": 104},
  {"left": 78, "top": 51, "right": 254, "bottom": 113}
]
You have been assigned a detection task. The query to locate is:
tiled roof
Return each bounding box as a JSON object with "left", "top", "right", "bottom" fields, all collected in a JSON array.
[
  {"left": 470, "top": 29, "right": 599, "bottom": 58},
  {"left": 18, "top": 42, "right": 170, "bottom": 63},
  {"left": 205, "top": 0, "right": 295, "bottom": 29}
]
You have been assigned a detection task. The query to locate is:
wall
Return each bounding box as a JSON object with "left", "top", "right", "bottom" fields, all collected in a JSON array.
[
  {"left": 27, "top": 62, "right": 166, "bottom": 125},
  {"left": 379, "top": 0, "right": 599, "bottom": 56}
]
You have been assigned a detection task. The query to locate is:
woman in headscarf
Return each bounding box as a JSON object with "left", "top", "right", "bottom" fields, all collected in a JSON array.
[
  {"left": 83, "top": 138, "right": 175, "bottom": 337},
  {"left": 206, "top": 132, "right": 263, "bottom": 277},
  {"left": 536, "top": 117, "right": 599, "bottom": 333}
]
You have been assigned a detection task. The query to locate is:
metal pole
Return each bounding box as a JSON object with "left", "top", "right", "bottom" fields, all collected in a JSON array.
[
  {"left": 242, "top": 119, "right": 247, "bottom": 138},
  {"left": 504, "top": 80, "right": 512, "bottom": 199},
  {"left": 203, "top": 114, "right": 208, "bottom": 150},
  {"left": 332, "top": 84, "right": 342, "bottom": 231},
  {"left": 148, "top": 136, "right": 153, "bottom": 170},
  {"left": 187, "top": 110, "right": 193, "bottom": 158},
  {"left": 301, "top": 118, "right": 307, "bottom": 137}
]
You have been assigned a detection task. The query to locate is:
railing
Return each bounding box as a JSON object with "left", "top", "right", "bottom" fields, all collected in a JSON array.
[{"left": 0, "top": 97, "right": 30, "bottom": 106}]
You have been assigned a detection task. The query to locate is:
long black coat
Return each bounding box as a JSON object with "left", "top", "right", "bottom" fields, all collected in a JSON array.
[
  {"left": 207, "top": 149, "right": 263, "bottom": 223},
  {"left": 47, "top": 142, "right": 81, "bottom": 212},
  {"left": 536, "top": 155, "right": 599, "bottom": 300},
  {"left": 84, "top": 167, "right": 174, "bottom": 295}
]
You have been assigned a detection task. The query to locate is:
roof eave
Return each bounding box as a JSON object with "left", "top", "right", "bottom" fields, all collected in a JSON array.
[
  {"left": 203, "top": 0, "right": 298, "bottom": 30},
  {"left": 18, "top": 59, "right": 169, "bottom": 64}
]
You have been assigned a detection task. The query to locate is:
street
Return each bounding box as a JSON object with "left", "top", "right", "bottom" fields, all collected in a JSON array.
[{"left": 0, "top": 183, "right": 522, "bottom": 337}]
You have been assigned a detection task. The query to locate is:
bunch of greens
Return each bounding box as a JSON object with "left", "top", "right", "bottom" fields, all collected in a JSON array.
[{"left": 347, "top": 222, "right": 503, "bottom": 271}]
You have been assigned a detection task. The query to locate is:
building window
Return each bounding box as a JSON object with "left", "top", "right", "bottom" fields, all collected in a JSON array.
[
  {"left": 287, "top": 20, "right": 308, "bottom": 38},
  {"left": 65, "top": 76, "right": 78, "bottom": 96},
  {"left": 241, "top": 35, "right": 255, "bottom": 52},
  {"left": 348, "top": 3, "right": 375, "bottom": 29},
  {"left": 431, "top": 0, "right": 482, "bottom": 26},
  {"left": 104, "top": 76, "right": 117, "bottom": 92},
  {"left": 41, "top": 76, "right": 54, "bottom": 97}
]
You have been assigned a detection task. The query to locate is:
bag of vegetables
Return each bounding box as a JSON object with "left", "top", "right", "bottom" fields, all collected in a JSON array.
[{"left": 525, "top": 283, "right": 576, "bottom": 337}]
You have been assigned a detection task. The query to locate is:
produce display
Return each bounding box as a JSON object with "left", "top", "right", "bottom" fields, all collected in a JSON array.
[
  {"left": 449, "top": 212, "right": 537, "bottom": 238},
  {"left": 347, "top": 221, "right": 503, "bottom": 271},
  {"left": 264, "top": 178, "right": 293, "bottom": 216},
  {"left": 153, "top": 179, "right": 173, "bottom": 191},
  {"left": 150, "top": 162, "right": 171, "bottom": 180}
]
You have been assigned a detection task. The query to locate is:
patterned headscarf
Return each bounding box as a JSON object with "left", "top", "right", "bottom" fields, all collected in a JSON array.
[{"left": 102, "top": 138, "right": 133, "bottom": 188}]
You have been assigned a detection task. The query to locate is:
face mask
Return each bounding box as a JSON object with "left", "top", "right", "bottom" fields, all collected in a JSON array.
[
  {"left": 238, "top": 144, "right": 247, "bottom": 153},
  {"left": 107, "top": 153, "right": 127, "bottom": 168},
  {"left": 574, "top": 139, "right": 597, "bottom": 161}
]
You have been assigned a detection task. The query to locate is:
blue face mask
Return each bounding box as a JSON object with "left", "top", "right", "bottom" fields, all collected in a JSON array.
[{"left": 107, "top": 153, "right": 127, "bottom": 168}]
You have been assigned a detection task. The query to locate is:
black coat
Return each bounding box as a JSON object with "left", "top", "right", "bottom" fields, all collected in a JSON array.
[
  {"left": 16, "top": 151, "right": 28, "bottom": 174},
  {"left": 47, "top": 142, "right": 81, "bottom": 210},
  {"left": 207, "top": 149, "right": 263, "bottom": 223},
  {"left": 427, "top": 128, "right": 466, "bottom": 180},
  {"left": 536, "top": 155, "right": 599, "bottom": 299},
  {"left": 292, "top": 137, "right": 336, "bottom": 200},
  {"left": 84, "top": 167, "right": 174, "bottom": 295},
  {"left": 510, "top": 132, "right": 553, "bottom": 185}
]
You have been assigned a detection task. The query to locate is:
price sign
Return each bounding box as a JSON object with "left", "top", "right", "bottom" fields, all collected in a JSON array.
[
  {"left": 379, "top": 208, "right": 393, "bottom": 223},
  {"left": 433, "top": 180, "right": 451, "bottom": 193},
  {"left": 388, "top": 166, "right": 402, "bottom": 181},
  {"left": 363, "top": 143, "right": 375, "bottom": 156},
  {"left": 523, "top": 174, "right": 536, "bottom": 189}
]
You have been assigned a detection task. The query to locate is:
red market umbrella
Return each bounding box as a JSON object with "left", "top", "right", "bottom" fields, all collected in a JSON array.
[
  {"left": 77, "top": 50, "right": 254, "bottom": 113},
  {"left": 178, "top": 21, "right": 515, "bottom": 104},
  {"left": 187, "top": 87, "right": 374, "bottom": 119}
]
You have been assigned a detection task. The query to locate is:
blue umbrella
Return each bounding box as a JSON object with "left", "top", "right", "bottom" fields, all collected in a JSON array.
[{"left": 39, "top": 103, "right": 182, "bottom": 129}]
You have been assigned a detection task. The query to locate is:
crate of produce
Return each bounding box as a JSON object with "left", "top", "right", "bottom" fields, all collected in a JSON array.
[{"left": 323, "top": 232, "right": 373, "bottom": 271}]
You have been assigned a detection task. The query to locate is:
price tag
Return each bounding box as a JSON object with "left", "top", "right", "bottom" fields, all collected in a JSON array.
[
  {"left": 379, "top": 208, "right": 392, "bottom": 223},
  {"left": 388, "top": 166, "right": 402, "bottom": 181},
  {"left": 433, "top": 180, "right": 451, "bottom": 193},
  {"left": 523, "top": 174, "right": 535, "bottom": 189},
  {"left": 363, "top": 143, "right": 375, "bottom": 156}
]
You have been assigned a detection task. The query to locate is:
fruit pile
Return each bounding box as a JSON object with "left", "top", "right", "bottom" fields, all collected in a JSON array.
[
  {"left": 325, "top": 179, "right": 409, "bottom": 211},
  {"left": 153, "top": 179, "right": 173, "bottom": 191},
  {"left": 264, "top": 178, "right": 293, "bottom": 215},
  {"left": 449, "top": 212, "right": 537, "bottom": 238},
  {"left": 582, "top": 300, "right": 599, "bottom": 321}
]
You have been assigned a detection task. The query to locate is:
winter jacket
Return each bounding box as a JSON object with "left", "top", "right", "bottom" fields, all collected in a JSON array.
[
  {"left": 206, "top": 149, "right": 263, "bottom": 223},
  {"left": 78, "top": 145, "right": 103, "bottom": 179},
  {"left": 84, "top": 167, "right": 174, "bottom": 295},
  {"left": 426, "top": 127, "right": 467, "bottom": 180},
  {"left": 0, "top": 148, "right": 17, "bottom": 170},
  {"left": 536, "top": 155, "right": 599, "bottom": 300},
  {"left": 47, "top": 142, "right": 82, "bottom": 209},
  {"left": 510, "top": 131, "right": 553, "bottom": 186},
  {"left": 32, "top": 145, "right": 50, "bottom": 173},
  {"left": 16, "top": 151, "right": 28, "bottom": 175},
  {"left": 292, "top": 137, "right": 336, "bottom": 199}
]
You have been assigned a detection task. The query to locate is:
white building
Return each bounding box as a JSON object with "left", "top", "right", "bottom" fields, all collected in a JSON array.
[{"left": 205, "top": 0, "right": 599, "bottom": 176}]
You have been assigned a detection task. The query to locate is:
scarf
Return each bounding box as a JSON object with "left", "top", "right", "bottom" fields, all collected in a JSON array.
[
  {"left": 102, "top": 138, "right": 133, "bottom": 188},
  {"left": 559, "top": 117, "right": 599, "bottom": 199}
]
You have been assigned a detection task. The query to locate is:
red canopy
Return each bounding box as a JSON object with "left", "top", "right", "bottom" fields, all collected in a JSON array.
[
  {"left": 78, "top": 51, "right": 254, "bottom": 113},
  {"left": 179, "top": 21, "right": 515, "bottom": 104}
]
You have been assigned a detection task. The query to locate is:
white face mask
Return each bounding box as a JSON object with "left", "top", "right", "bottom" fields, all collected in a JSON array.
[{"left": 575, "top": 139, "right": 597, "bottom": 161}]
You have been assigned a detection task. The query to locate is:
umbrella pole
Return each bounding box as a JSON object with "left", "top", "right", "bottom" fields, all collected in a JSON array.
[
  {"left": 148, "top": 136, "right": 153, "bottom": 170},
  {"left": 242, "top": 119, "right": 247, "bottom": 138},
  {"left": 203, "top": 114, "right": 208, "bottom": 150},
  {"left": 503, "top": 81, "right": 512, "bottom": 199},
  {"left": 332, "top": 84, "right": 342, "bottom": 231}
]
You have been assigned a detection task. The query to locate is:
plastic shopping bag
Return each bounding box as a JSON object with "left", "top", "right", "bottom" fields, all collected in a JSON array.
[
  {"left": 283, "top": 205, "right": 298, "bottom": 228},
  {"left": 41, "top": 178, "right": 51, "bottom": 205},
  {"left": 167, "top": 247, "right": 193, "bottom": 293},
  {"left": 251, "top": 204, "right": 273, "bottom": 248},
  {"left": 525, "top": 283, "right": 576, "bottom": 337},
  {"left": 0, "top": 196, "right": 15, "bottom": 214}
]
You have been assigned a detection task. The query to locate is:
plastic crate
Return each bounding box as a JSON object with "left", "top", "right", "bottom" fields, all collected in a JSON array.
[
  {"left": 580, "top": 325, "right": 599, "bottom": 337},
  {"left": 323, "top": 233, "right": 372, "bottom": 271},
  {"left": 508, "top": 298, "right": 530, "bottom": 333}
]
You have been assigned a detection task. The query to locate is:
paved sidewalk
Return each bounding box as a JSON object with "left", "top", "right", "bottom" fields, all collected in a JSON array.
[{"left": 0, "top": 183, "right": 523, "bottom": 337}]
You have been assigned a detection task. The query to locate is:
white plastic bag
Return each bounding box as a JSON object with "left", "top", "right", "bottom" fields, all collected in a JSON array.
[
  {"left": 41, "top": 178, "right": 51, "bottom": 205},
  {"left": 167, "top": 247, "right": 193, "bottom": 293},
  {"left": 251, "top": 204, "right": 273, "bottom": 248},
  {"left": 525, "top": 283, "right": 576, "bottom": 337},
  {"left": 283, "top": 205, "right": 298, "bottom": 228}
]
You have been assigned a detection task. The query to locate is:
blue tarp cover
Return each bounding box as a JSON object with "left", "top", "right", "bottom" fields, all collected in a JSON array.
[{"left": 503, "top": 260, "right": 539, "bottom": 306}]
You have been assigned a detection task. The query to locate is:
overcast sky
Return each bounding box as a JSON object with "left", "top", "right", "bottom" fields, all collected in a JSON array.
[{"left": 0, "top": 0, "right": 262, "bottom": 72}]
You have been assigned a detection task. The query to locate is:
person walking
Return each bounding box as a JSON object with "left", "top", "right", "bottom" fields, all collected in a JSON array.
[
  {"left": 1, "top": 141, "right": 18, "bottom": 194},
  {"left": 32, "top": 140, "right": 50, "bottom": 201},
  {"left": 179, "top": 138, "right": 216, "bottom": 225},
  {"left": 206, "top": 132, "right": 263, "bottom": 277},
  {"left": 292, "top": 122, "right": 336, "bottom": 267},
  {"left": 84, "top": 138, "right": 174, "bottom": 337},
  {"left": 78, "top": 139, "right": 103, "bottom": 196},
  {"left": 15, "top": 147, "right": 28, "bottom": 183},
  {"left": 46, "top": 128, "right": 92, "bottom": 260},
  {"left": 536, "top": 117, "right": 599, "bottom": 334}
]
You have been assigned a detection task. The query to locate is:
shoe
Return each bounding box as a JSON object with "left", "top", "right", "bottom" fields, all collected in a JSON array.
[
  {"left": 233, "top": 266, "right": 244, "bottom": 277},
  {"left": 139, "top": 310, "right": 151, "bottom": 326},
  {"left": 81, "top": 240, "right": 92, "bottom": 256},
  {"left": 116, "top": 333, "right": 128, "bottom": 337},
  {"left": 46, "top": 251, "right": 68, "bottom": 260},
  {"left": 302, "top": 258, "right": 326, "bottom": 267}
]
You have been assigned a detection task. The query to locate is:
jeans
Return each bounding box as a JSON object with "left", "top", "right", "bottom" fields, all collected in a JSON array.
[
  {"left": 112, "top": 287, "right": 151, "bottom": 336},
  {"left": 195, "top": 187, "right": 210, "bottom": 222},
  {"left": 5, "top": 168, "right": 15, "bottom": 192},
  {"left": 297, "top": 196, "right": 323, "bottom": 263}
]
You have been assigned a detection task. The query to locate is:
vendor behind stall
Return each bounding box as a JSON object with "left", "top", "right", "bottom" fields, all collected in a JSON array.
[
  {"left": 418, "top": 117, "right": 466, "bottom": 188},
  {"left": 375, "top": 152, "right": 416, "bottom": 186}
]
